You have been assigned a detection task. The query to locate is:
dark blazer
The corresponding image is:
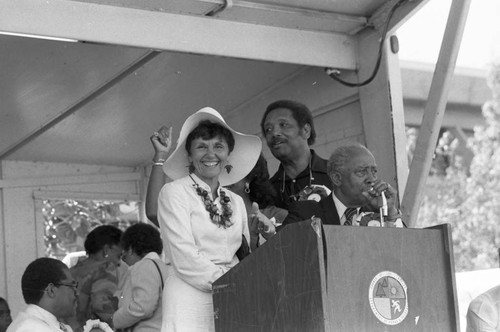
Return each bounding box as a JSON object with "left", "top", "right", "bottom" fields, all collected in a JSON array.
[
  {"left": 282, "top": 194, "right": 341, "bottom": 227},
  {"left": 281, "top": 195, "right": 406, "bottom": 229}
]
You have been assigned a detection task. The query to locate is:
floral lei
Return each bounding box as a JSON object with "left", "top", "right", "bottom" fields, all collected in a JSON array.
[
  {"left": 82, "top": 319, "right": 113, "bottom": 332},
  {"left": 190, "top": 175, "right": 233, "bottom": 228}
]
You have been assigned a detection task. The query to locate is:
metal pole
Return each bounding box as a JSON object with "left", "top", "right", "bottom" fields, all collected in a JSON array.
[{"left": 401, "top": 0, "right": 472, "bottom": 227}]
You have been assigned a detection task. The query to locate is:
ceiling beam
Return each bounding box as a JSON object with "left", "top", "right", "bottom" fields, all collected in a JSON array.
[
  {"left": 0, "top": 172, "right": 141, "bottom": 189},
  {"left": 73, "top": 0, "right": 367, "bottom": 34},
  {"left": 0, "top": 0, "right": 356, "bottom": 69}
]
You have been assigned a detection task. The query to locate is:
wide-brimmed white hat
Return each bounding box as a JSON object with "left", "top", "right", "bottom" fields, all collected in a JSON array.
[{"left": 163, "top": 107, "right": 262, "bottom": 186}]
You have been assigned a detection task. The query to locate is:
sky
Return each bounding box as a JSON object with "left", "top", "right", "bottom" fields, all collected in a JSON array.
[{"left": 397, "top": 0, "right": 500, "bottom": 72}]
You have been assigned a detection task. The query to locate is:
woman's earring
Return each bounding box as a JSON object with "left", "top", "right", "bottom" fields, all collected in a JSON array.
[
  {"left": 225, "top": 164, "right": 233, "bottom": 174},
  {"left": 244, "top": 182, "right": 250, "bottom": 194},
  {"left": 188, "top": 163, "right": 195, "bottom": 174}
]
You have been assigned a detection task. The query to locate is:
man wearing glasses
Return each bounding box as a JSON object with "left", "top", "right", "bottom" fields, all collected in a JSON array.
[
  {"left": 7, "top": 257, "right": 78, "bottom": 332},
  {"left": 281, "top": 143, "right": 405, "bottom": 228}
]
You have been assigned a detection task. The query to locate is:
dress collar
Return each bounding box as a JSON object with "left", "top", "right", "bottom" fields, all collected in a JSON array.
[{"left": 189, "top": 173, "right": 222, "bottom": 198}]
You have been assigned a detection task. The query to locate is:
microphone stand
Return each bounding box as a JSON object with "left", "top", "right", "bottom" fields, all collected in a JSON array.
[{"left": 379, "top": 191, "right": 388, "bottom": 227}]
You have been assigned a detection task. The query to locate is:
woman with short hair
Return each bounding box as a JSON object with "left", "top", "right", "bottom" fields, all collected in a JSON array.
[
  {"left": 112, "top": 223, "right": 168, "bottom": 332},
  {"left": 158, "top": 107, "right": 262, "bottom": 331},
  {"left": 68, "top": 225, "right": 123, "bottom": 332}
]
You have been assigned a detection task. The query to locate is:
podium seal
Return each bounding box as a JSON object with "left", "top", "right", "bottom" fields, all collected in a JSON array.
[{"left": 368, "top": 271, "right": 408, "bottom": 325}]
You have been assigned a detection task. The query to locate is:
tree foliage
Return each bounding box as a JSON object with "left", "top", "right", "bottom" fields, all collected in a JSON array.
[
  {"left": 43, "top": 199, "right": 140, "bottom": 259},
  {"left": 414, "top": 63, "right": 500, "bottom": 272}
]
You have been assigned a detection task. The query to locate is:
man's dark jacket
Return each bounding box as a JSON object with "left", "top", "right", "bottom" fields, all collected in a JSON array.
[{"left": 282, "top": 193, "right": 340, "bottom": 227}]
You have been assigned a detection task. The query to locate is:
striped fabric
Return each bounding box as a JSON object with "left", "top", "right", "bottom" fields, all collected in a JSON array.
[{"left": 343, "top": 207, "right": 357, "bottom": 226}]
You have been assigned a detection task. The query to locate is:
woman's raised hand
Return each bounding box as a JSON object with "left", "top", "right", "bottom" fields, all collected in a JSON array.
[{"left": 150, "top": 126, "right": 173, "bottom": 157}]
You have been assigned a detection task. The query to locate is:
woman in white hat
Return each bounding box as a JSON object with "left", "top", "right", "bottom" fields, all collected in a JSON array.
[{"left": 157, "top": 107, "right": 262, "bottom": 331}]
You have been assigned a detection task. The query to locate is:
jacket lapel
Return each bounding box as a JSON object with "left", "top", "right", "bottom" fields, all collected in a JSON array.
[{"left": 319, "top": 194, "right": 341, "bottom": 225}]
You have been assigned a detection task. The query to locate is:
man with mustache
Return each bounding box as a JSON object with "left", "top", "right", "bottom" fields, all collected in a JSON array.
[
  {"left": 260, "top": 100, "right": 333, "bottom": 210},
  {"left": 281, "top": 143, "right": 404, "bottom": 227}
]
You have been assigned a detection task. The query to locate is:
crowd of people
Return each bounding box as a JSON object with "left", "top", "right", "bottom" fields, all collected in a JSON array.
[{"left": 4, "top": 99, "right": 410, "bottom": 332}]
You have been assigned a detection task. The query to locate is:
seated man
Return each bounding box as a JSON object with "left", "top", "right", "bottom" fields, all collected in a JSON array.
[
  {"left": 466, "top": 284, "right": 500, "bottom": 332},
  {"left": 7, "top": 257, "right": 78, "bottom": 332},
  {"left": 282, "top": 143, "right": 405, "bottom": 227}
]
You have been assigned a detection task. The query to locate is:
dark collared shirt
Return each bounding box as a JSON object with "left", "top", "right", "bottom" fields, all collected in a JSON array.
[{"left": 270, "top": 150, "right": 333, "bottom": 210}]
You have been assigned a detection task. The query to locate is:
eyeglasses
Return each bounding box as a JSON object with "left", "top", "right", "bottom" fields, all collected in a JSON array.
[{"left": 54, "top": 281, "right": 79, "bottom": 290}]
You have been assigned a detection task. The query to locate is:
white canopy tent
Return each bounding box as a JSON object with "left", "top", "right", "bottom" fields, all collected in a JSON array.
[{"left": 0, "top": 0, "right": 471, "bottom": 313}]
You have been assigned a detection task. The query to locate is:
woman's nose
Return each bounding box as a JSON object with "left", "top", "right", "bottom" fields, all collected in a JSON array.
[{"left": 206, "top": 147, "right": 216, "bottom": 156}]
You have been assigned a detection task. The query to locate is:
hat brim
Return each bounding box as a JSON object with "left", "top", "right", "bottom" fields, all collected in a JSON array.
[{"left": 163, "top": 107, "right": 262, "bottom": 186}]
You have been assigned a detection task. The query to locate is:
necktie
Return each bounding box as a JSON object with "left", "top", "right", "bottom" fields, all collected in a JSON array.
[{"left": 343, "top": 207, "right": 357, "bottom": 226}]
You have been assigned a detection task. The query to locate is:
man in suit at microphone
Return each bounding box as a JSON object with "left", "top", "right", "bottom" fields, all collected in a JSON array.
[{"left": 281, "top": 143, "right": 405, "bottom": 227}]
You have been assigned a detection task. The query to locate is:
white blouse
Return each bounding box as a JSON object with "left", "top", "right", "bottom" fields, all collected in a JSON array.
[{"left": 157, "top": 174, "right": 249, "bottom": 292}]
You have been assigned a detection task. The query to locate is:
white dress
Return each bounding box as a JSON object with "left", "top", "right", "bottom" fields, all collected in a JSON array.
[{"left": 157, "top": 174, "right": 249, "bottom": 332}]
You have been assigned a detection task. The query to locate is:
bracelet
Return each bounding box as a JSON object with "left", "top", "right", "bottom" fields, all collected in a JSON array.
[{"left": 152, "top": 158, "right": 166, "bottom": 166}]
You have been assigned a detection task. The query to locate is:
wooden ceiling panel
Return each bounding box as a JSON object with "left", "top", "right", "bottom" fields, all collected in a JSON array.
[
  {"left": 72, "top": 0, "right": 372, "bottom": 34},
  {"left": 72, "top": 0, "right": 389, "bottom": 17},
  {"left": 0, "top": 36, "right": 146, "bottom": 154},
  {"left": 5, "top": 43, "right": 301, "bottom": 166},
  {"left": 247, "top": 0, "right": 387, "bottom": 16}
]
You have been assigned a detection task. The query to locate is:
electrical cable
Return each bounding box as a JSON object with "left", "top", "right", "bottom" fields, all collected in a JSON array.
[{"left": 325, "top": 0, "right": 407, "bottom": 87}]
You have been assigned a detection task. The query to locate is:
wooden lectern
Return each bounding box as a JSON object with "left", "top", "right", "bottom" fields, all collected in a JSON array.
[{"left": 213, "top": 220, "right": 459, "bottom": 331}]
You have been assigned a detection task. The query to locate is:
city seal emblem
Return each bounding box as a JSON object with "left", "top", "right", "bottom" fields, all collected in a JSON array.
[{"left": 368, "top": 271, "right": 408, "bottom": 325}]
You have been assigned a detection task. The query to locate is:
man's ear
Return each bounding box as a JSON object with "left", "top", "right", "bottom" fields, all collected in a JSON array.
[
  {"left": 301, "top": 123, "right": 311, "bottom": 140},
  {"left": 330, "top": 171, "right": 342, "bottom": 187},
  {"left": 45, "top": 283, "right": 57, "bottom": 299}
]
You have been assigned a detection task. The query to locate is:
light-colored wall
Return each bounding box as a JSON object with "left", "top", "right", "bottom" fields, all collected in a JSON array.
[{"left": 0, "top": 160, "right": 143, "bottom": 316}]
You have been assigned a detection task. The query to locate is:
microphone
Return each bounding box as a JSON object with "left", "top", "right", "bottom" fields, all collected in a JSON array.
[{"left": 378, "top": 191, "right": 388, "bottom": 227}]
